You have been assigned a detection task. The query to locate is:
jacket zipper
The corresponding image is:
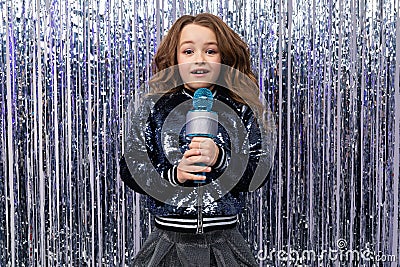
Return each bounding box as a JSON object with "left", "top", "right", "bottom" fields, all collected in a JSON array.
[{"left": 196, "top": 184, "right": 204, "bottom": 234}]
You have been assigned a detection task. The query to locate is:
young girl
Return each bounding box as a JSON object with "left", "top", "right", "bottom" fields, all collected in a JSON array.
[{"left": 120, "top": 13, "right": 274, "bottom": 266}]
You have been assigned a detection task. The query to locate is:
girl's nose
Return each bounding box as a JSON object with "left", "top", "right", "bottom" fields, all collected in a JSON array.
[{"left": 194, "top": 52, "right": 206, "bottom": 64}]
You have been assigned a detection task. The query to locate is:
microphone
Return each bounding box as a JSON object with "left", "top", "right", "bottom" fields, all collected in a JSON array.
[{"left": 186, "top": 88, "right": 218, "bottom": 183}]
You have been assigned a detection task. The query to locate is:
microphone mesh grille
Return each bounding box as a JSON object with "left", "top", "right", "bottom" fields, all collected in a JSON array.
[{"left": 193, "top": 88, "right": 213, "bottom": 111}]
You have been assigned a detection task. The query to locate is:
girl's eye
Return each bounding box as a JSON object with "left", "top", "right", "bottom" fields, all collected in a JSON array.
[
  {"left": 184, "top": 49, "right": 194, "bottom": 55},
  {"left": 206, "top": 49, "right": 217, "bottom": 54}
]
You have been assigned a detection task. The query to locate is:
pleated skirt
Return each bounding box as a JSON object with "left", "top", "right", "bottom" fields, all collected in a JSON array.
[{"left": 133, "top": 227, "right": 258, "bottom": 267}]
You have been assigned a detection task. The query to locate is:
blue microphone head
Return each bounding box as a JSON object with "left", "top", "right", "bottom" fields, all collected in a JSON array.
[{"left": 193, "top": 88, "right": 213, "bottom": 111}]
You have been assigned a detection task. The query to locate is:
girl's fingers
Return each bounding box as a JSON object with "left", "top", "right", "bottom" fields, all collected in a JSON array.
[
  {"left": 178, "top": 164, "right": 211, "bottom": 173},
  {"left": 177, "top": 169, "right": 207, "bottom": 183},
  {"left": 190, "top": 137, "right": 207, "bottom": 143},
  {"left": 188, "top": 155, "right": 210, "bottom": 163},
  {"left": 188, "top": 137, "right": 211, "bottom": 149},
  {"left": 184, "top": 151, "right": 212, "bottom": 164},
  {"left": 183, "top": 149, "right": 201, "bottom": 157},
  {"left": 181, "top": 172, "right": 207, "bottom": 181}
]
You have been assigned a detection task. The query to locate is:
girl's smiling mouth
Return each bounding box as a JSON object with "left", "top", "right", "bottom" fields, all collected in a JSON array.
[{"left": 190, "top": 69, "right": 210, "bottom": 75}]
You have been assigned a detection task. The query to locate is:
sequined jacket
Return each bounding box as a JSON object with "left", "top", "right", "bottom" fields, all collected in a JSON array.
[{"left": 120, "top": 86, "right": 273, "bottom": 233}]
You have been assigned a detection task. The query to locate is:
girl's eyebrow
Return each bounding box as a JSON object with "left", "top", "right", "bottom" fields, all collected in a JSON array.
[{"left": 179, "top": 41, "right": 218, "bottom": 47}]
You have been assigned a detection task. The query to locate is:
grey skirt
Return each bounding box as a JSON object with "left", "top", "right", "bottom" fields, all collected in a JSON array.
[{"left": 133, "top": 227, "right": 258, "bottom": 267}]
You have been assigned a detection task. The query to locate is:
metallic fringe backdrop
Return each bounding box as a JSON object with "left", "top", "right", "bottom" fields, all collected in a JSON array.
[{"left": 0, "top": 0, "right": 399, "bottom": 266}]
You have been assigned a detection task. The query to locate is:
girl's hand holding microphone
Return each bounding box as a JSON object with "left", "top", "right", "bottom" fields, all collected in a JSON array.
[{"left": 177, "top": 137, "right": 219, "bottom": 184}]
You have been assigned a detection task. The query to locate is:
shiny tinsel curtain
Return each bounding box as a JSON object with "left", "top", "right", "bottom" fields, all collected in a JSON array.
[{"left": 0, "top": 0, "right": 399, "bottom": 266}]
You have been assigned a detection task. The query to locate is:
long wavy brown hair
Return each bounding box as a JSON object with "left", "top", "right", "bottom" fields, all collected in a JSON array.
[{"left": 149, "top": 13, "right": 268, "bottom": 127}]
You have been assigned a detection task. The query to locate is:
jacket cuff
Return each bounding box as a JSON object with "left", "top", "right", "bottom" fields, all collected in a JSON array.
[
  {"left": 213, "top": 145, "right": 228, "bottom": 171},
  {"left": 162, "top": 165, "right": 182, "bottom": 187}
]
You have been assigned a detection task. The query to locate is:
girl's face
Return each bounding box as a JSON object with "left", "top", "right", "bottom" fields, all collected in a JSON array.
[{"left": 177, "top": 24, "right": 221, "bottom": 91}]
